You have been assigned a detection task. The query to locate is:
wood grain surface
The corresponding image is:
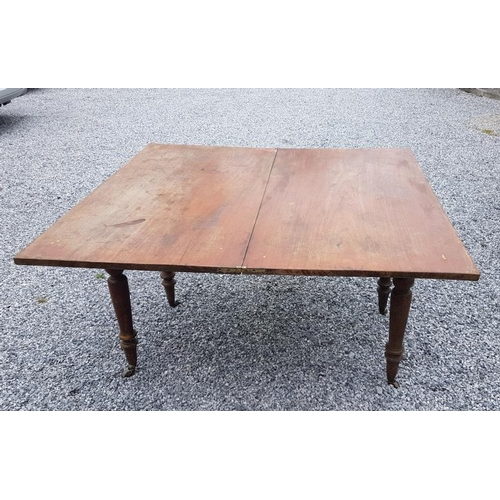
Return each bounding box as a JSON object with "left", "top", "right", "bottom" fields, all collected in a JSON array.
[
  {"left": 15, "top": 144, "right": 480, "bottom": 280},
  {"left": 243, "top": 148, "right": 479, "bottom": 280},
  {"left": 15, "top": 143, "right": 276, "bottom": 271}
]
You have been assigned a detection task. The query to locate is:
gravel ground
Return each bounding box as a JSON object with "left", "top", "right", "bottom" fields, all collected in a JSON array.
[{"left": 1, "top": 88, "right": 499, "bottom": 410}]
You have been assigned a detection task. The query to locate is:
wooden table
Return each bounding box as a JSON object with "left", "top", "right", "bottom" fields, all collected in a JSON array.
[{"left": 14, "top": 144, "right": 480, "bottom": 385}]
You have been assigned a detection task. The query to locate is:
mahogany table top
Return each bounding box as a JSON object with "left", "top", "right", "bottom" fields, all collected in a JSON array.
[{"left": 14, "top": 143, "right": 480, "bottom": 281}]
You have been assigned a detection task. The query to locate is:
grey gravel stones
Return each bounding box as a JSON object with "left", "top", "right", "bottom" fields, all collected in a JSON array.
[{"left": 1, "top": 88, "right": 499, "bottom": 410}]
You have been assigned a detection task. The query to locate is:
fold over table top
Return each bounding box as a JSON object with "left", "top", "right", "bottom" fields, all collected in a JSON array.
[{"left": 14, "top": 143, "right": 480, "bottom": 280}]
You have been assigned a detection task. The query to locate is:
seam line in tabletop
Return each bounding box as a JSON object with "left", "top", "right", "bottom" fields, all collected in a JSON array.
[{"left": 240, "top": 148, "right": 279, "bottom": 267}]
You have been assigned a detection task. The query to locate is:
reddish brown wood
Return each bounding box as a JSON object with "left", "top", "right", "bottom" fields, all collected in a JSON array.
[
  {"left": 385, "top": 277, "right": 414, "bottom": 386},
  {"left": 14, "top": 144, "right": 276, "bottom": 273},
  {"left": 161, "top": 271, "right": 179, "bottom": 307},
  {"left": 377, "top": 277, "right": 392, "bottom": 314},
  {"left": 106, "top": 269, "right": 137, "bottom": 377},
  {"left": 13, "top": 144, "right": 481, "bottom": 382},
  {"left": 14, "top": 145, "right": 479, "bottom": 281},
  {"left": 242, "top": 148, "right": 480, "bottom": 280}
]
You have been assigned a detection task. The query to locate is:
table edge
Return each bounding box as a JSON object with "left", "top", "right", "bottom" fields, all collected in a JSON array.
[{"left": 13, "top": 256, "right": 480, "bottom": 281}]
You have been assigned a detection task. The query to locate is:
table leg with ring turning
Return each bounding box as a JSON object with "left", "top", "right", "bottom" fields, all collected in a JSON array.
[
  {"left": 385, "top": 277, "right": 414, "bottom": 387},
  {"left": 106, "top": 269, "right": 137, "bottom": 377},
  {"left": 377, "top": 277, "right": 393, "bottom": 315},
  {"left": 161, "top": 271, "right": 180, "bottom": 307}
]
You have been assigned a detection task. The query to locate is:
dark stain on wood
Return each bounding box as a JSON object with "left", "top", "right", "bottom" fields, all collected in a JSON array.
[{"left": 107, "top": 218, "right": 146, "bottom": 228}]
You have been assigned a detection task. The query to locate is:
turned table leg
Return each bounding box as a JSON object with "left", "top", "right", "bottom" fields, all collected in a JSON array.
[
  {"left": 161, "top": 271, "right": 180, "bottom": 307},
  {"left": 106, "top": 269, "right": 137, "bottom": 377},
  {"left": 385, "top": 277, "right": 414, "bottom": 387},
  {"left": 377, "top": 277, "right": 392, "bottom": 315}
]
